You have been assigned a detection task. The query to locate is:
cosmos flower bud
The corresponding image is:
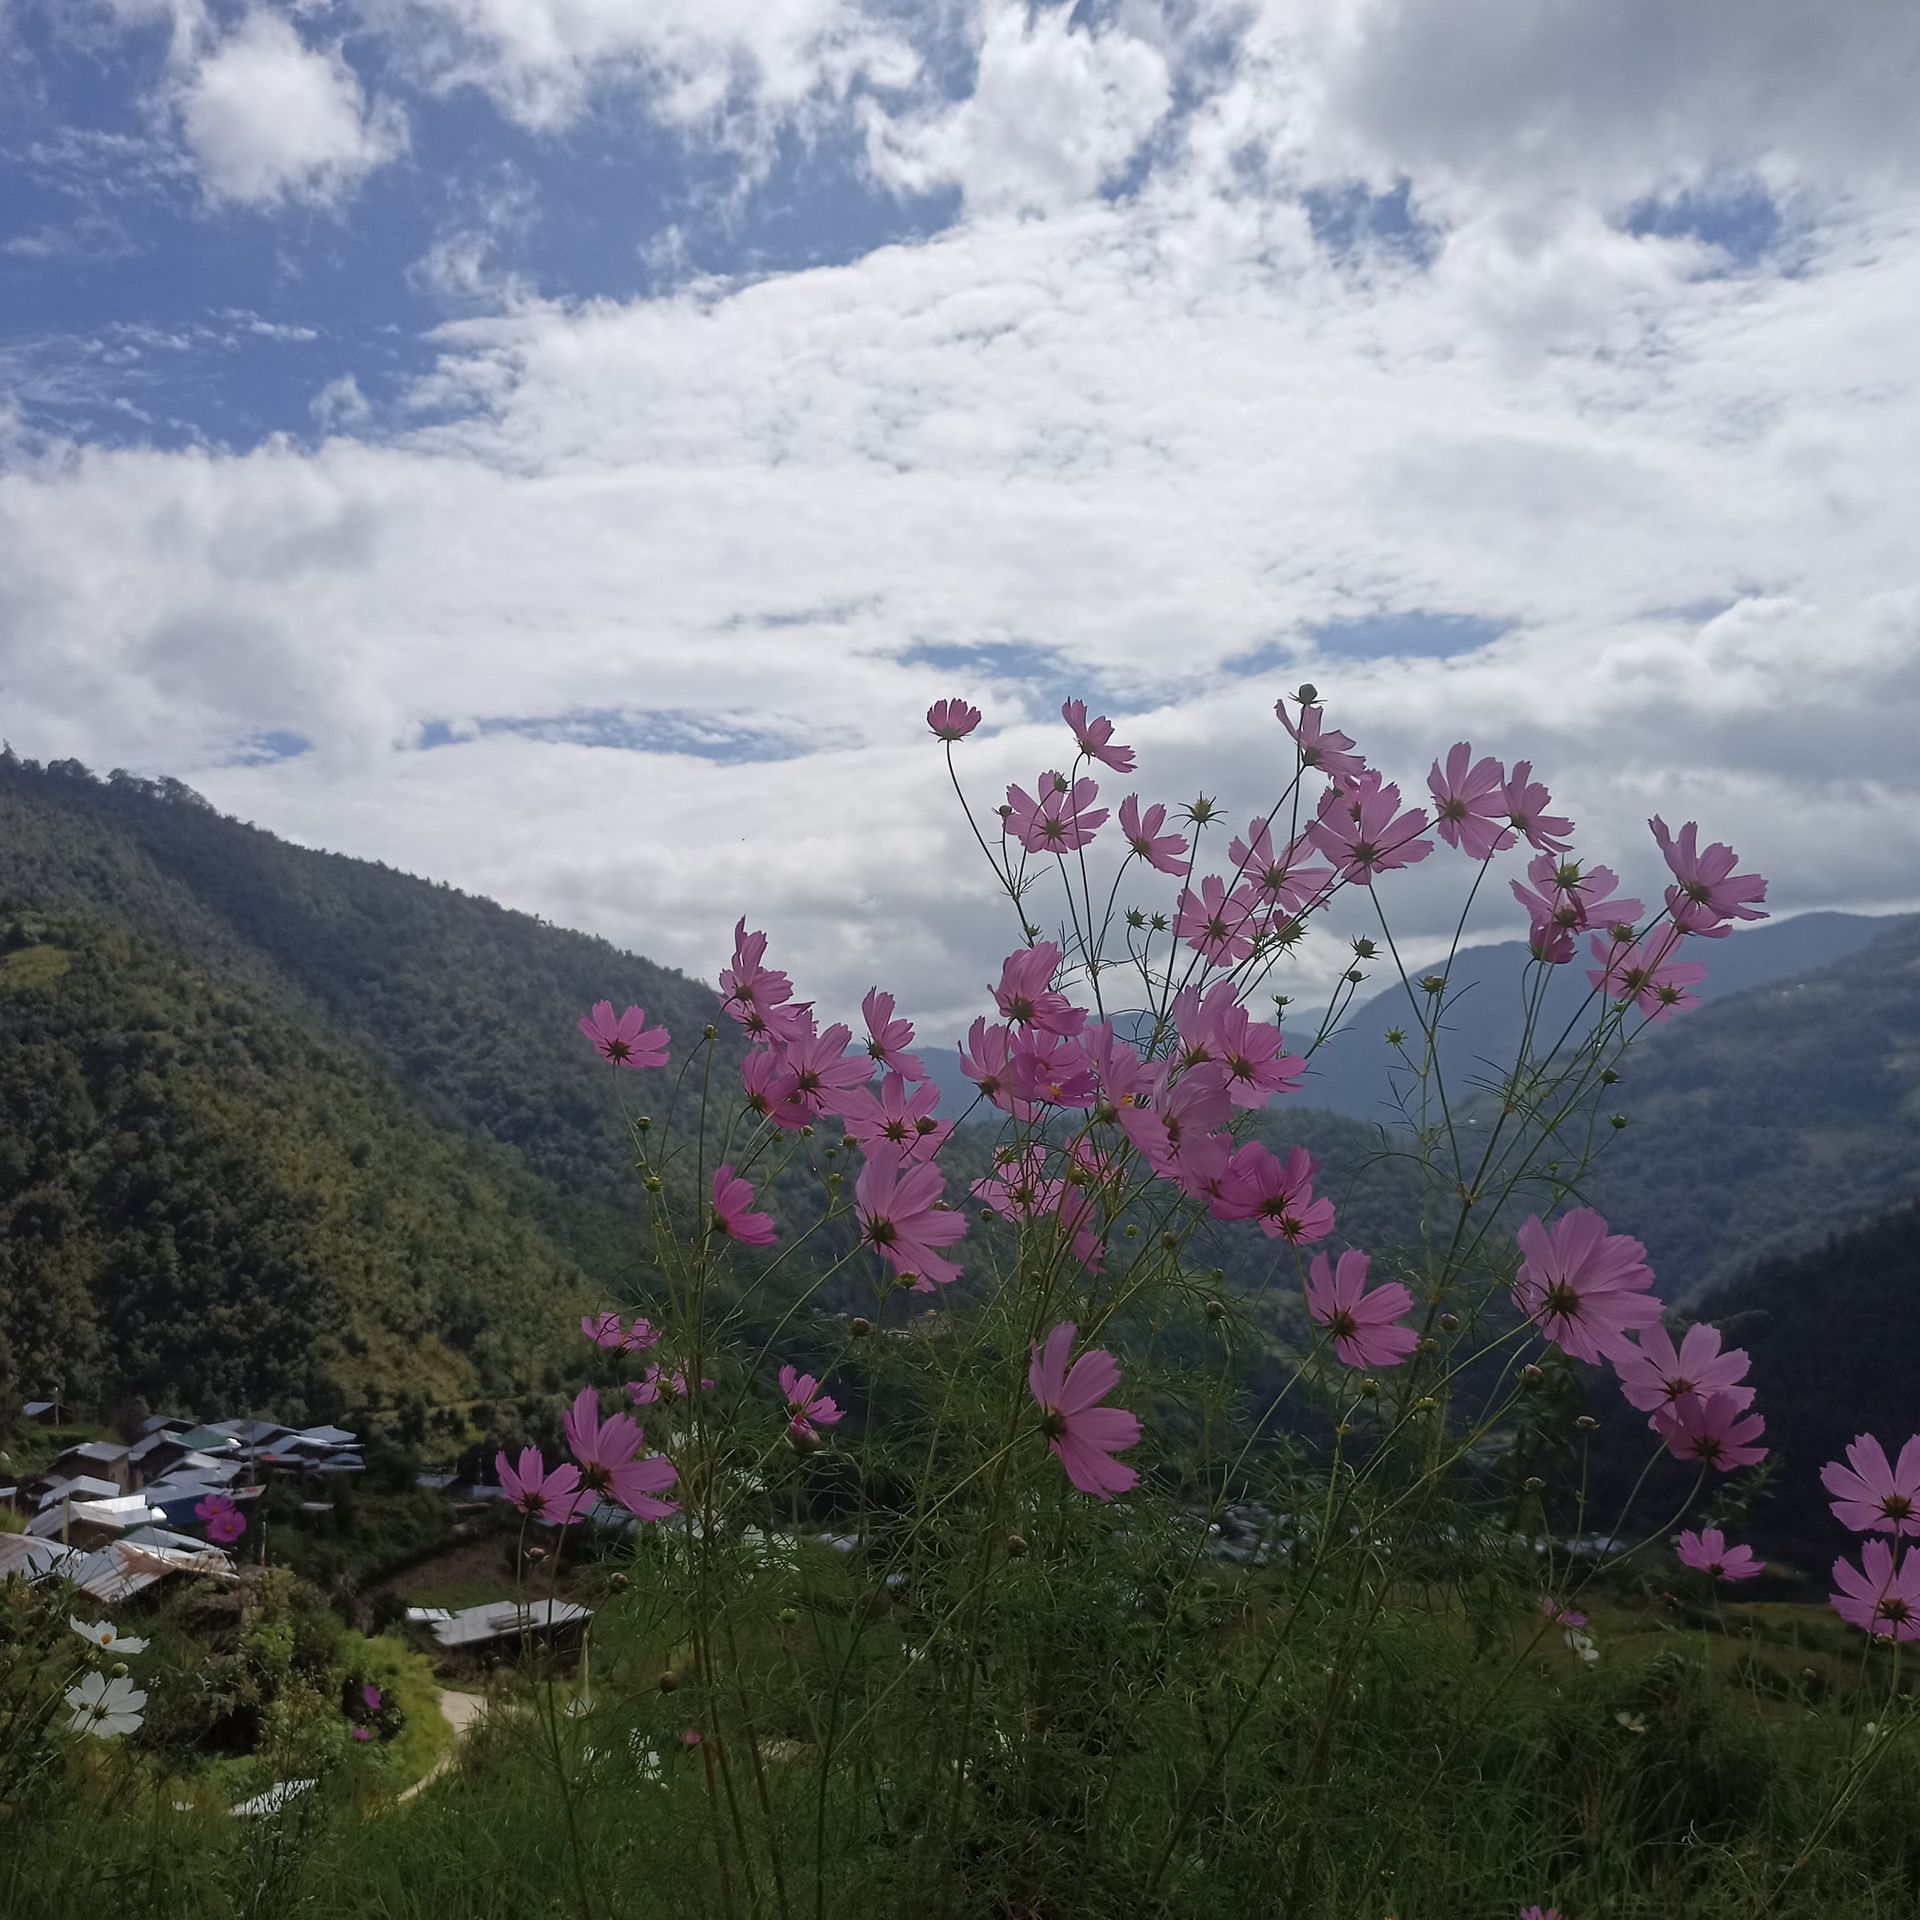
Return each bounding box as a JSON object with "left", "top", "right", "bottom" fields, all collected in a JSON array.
[
  {"left": 1521, "top": 1364, "right": 1545, "bottom": 1387},
  {"left": 1161, "top": 1231, "right": 1179, "bottom": 1250},
  {"left": 1357, "top": 1378, "right": 1380, "bottom": 1398},
  {"left": 1576, "top": 1414, "right": 1599, "bottom": 1431},
  {"left": 658, "top": 1671, "right": 679, "bottom": 1694},
  {"left": 636, "top": 1115, "right": 652, "bottom": 1130},
  {"left": 1295, "top": 683, "right": 1318, "bottom": 705},
  {"left": 1438, "top": 1312, "right": 1459, "bottom": 1332},
  {"left": 609, "top": 1572, "right": 629, "bottom": 1592},
  {"left": 1205, "top": 1299, "right": 1226, "bottom": 1321},
  {"left": 778, "top": 1607, "right": 799, "bottom": 1625},
  {"left": 1006, "top": 1533, "right": 1028, "bottom": 1556},
  {"left": 644, "top": 1174, "right": 663, "bottom": 1192},
  {"left": 1523, "top": 1476, "right": 1546, "bottom": 1492},
  {"left": 850, "top": 1317, "right": 871, "bottom": 1338},
  {"left": 703, "top": 1023, "right": 718, "bottom": 1040}
]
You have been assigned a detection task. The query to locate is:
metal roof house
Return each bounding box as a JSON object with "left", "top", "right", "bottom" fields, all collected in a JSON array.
[
  {"left": 428, "top": 1598, "right": 593, "bottom": 1658},
  {"left": 27, "top": 1494, "right": 164, "bottom": 1550}
]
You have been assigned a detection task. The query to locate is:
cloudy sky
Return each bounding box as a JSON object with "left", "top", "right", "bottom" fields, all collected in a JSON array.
[{"left": 3, "top": 0, "right": 1918, "bottom": 1038}]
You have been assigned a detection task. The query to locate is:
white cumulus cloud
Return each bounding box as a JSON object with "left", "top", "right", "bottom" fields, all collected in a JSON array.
[{"left": 178, "top": 10, "right": 407, "bottom": 209}]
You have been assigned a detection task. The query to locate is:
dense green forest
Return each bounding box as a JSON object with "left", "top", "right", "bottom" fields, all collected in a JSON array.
[{"left": 2, "top": 752, "right": 1914, "bottom": 1447}]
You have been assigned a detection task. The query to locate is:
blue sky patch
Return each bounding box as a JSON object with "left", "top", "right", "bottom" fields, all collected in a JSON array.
[
  {"left": 1308, "top": 612, "right": 1507, "bottom": 660},
  {"left": 416, "top": 710, "right": 803, "bottom": 763}
]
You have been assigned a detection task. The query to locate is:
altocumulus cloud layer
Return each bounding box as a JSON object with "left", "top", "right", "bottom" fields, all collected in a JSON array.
[{"left": 2, "top": 0, "right": 1918, "bottom": 1036}]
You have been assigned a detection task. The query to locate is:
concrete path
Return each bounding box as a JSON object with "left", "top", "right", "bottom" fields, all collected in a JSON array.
[{"left": 397, "top": 1688, "right": 486, "bottom": 1804}]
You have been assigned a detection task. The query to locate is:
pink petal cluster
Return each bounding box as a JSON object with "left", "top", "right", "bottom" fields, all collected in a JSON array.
[
  {"left": 580, "top": 1000, "right": 670, "bottom": 1070},
  {"left": 1061, "top": 698, "right": 1134, "bottom": 772},
  {"left": 1831, "top": 1540, "right": 1920, "bottom": 1641},
  {"left": 861, "top": 988, "right": 926, "bottom": 1079},
  {"left": 1501, "top": 762, "right": 1574, "bottom": 854},
  {"left": 1028, "top": 1322, "right": 1141, "bottom": 1500},
  {"left": 1118, "top": 794, "right": 1189, "bottom": 875},
  {"left": 1427, "top": 743, "right": 1516, "bottom": 861},
  {"left": 627, "top": 1366, "right": 712, "bottom": 1406},
  {"left": 496, "top": 1446, "right": 585, "bottom": 1526},
  {"left": 1675, "top": 1528, "right": 1763, "bottom": 1582},
  {"left": 1658, "top": 1393, "right": 1768, "bottom": 1472},
  {"left": 1513, "top": 1209, "right": 1662, "bottom": 1364},
  {"left": 195, "top": 1492, "right": 247, "bottom": 1545},
  {"left": 1005, "top": 770, "right": 1108, "bottom": 854},
  {"left": 1210, "top": 1141, "right": 1335, "bottom": 1243},
  {"left": 1308, "top": 774, "right": 1433, "bottom": 883},
  {"left": 1276, "top": 697, "right": 1367, "bottom": 783},
  {"left": 927, "top": 697, "right": 981, "bottom": 742},
  {"left": 779, "top": 1365, "right": 844, "bottom": 1442},
  {"left": 1587, "top": 930, "right": 1708, "bottom": 1020},
  {"left": 1226, "top": 818, "right": 1331, "bottom": 916},
  {"left": 841, "top": 1071, "right": 951, "bottom": 1160},
  {"left": 1172, "top": 981, "right": 1301, "bottom": 1108},
  {"left": 1511, "top": 856, "right": 1643, "bottom": 964},
  {"left": 1650, "top": 816, "right": 1768, "bottom": 938},
  {"left": 712, "top": 1165, "right": 777, "bottom": 1246},
  {"left": 1304, "top": 1250, "right": 1417, "bottom": 1369},
  {"left": 582, "top": 1312, "right": 662, "bottom": 1353},
  {"left": 1173, "top": 874, "right": 1263, "bottom": 967},
  {"left": 856, "top": 1146, "right": 968, "bottom": 1290},
  {"left": 992, "top": 942, "right": 1087, "bottom": 1035},
  {"left": 1821, "top": 1434, "right": 1920, "bottom": 1536},
  {"left": 1613, "top": 1322, "right": 1753, "bottom": 1420},
  {"left": 720, "top": 921, "right": 812, "bottom": 1047},
  {"left": 564, "top": 1388, "right": 678, "bottom": 1520}
]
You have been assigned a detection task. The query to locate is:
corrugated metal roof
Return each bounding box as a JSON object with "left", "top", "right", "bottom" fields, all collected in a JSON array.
[{"left": 430, "top": 1599, "right": 592, "bottom": 1648}]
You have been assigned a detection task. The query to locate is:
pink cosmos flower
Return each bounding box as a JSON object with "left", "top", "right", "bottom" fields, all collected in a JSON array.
[
  {"left": 195, "top": 1493, "right": 248, "bottom": 1545},
  {"left": 496, "top": 1446, "right": 586, "bottom": 1526},
  {"left": 779, "top": 1365, "right": 844, "bottom": 1441},
  {"left": 1007, "top": 1028, "right": 1100, "bottom": 1111},
  {"left": 992, "top": 942, "right": 1087, "bottom": 1035},
  {"left": 861, "top": 988, "right": 926, "bottom": 1080},
  {"left": 1428, "top": 743, "right": 1516, "bottom": 861},
  {"left": 1511, "top": 854, "right": 1643, "bottom": 964},
  {"left": 1061, "top": 698, "right": 1135, "bottom": 773},
  {"left": 582, "top": 1312, "right": 662, "bottom": 1354},
  {"left": 719, "top": 921, "right": 811, "bottom": 1046},
  {"left": 1276, "top": 698, "right": 1367, "bottom": 783},
  {"left": 779, "top": 1024, "right": 874, "bottom": 1120},
  {"left": 627, "top": 1366, "right": 712, "bottom": 1407},
  {"left": 1028, "top": 1322, "right": 1141, "bottom": 1500},
  {"left": 743, "top": 1047, "right": 809, "bottom": 1128},
  {"left": 1005, "top": 771, "right": 1108, "bottom": 854},
  {"left": 1513, "top": 1210, "right": 1663, "bottom": 1365},
  {"left": 1519, "top": 1907, "right": 1566, "bottom": 1920},
  {"left": 564, "top": 1388, "right": 678, "bottom": 1520},
  {"left": 712, "top": 1165, "right": 777, "bottom": 1247},
  {"left": 1501, "top": 762, "right": 1574, "bottom": 855},
  {"left": 856, "top": 1147, "right": 967, "bottom": 1290},
  {"left": 1308, "top": 777, "right": 1433, "bottom": 883},
  {"left": 927, "top": 698, "right": 981, "bottom": 741},
  {"left": 362, "top": 1683, "right": 383, "bottom": 1712},
  {"left": 1831, "top": 1539, "right": 1920, "bottom": 1641},
  {"left": 1538, "top": 1596, "right": 1587, "bottom": 1629},
  {"left": 972, "top": 1146, "right": 1058, "bottom": 1222},
  {"left": 1174, "top": 874, "right": 1262, "bottom": 967},
  {"left": 580, "top": 1001, "right": 670, "bottom": 1070},
  {"left": 1821, "top": 1434, "right": 1920, "bottom": 1537},
  {"left": 1649, "top": 816, "right": 1769, "bottom": 938},
  {"left": 352, "top": 1725, "right": 373, "bottom": 1742},
  {"left": 958, "top": 1018, "right": 1029, "bottom": 1120},
  {"left": 1118, "top": 1064, "right": 1233, "bottom": 1191},
  {"left": 1172, "top": 981, "right": 1302, "bottom": 1108},
  {"left": 1304, "top": 1250, "right": 1417, "bottom": 1369},
  {"left": 1656, "top": 1392, "right": 1768, "bottom": 1472},
  {"left": 1076, "top": 1021, "right": 1159, "bottom": 1113},
  {"left": 1613, "top": 1322, "right": 1753, "bottom": 1419},
  {"left": 1118, "top": 794, "right": 1189, "bottom": 874},
  {"left": 1211, "top": 1141, "right": 1336, "bottom": 1244},
  {"left": 1676, "top": 1528, "right": 1764, "bottom": 1582},
  {"left": 1227, "top": 818, "right": 1332, "bottom": 915},
  {"left": 1587, "top": 931, "right": 1708, "bottom": 1020},
  {"left": 841, "top": 1071, "right": 951, "bottom": 1161}
]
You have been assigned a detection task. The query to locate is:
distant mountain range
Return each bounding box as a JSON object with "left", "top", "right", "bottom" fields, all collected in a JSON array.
[{"left": 2, "top": 751, "right": 1915, "bottom": 1431}]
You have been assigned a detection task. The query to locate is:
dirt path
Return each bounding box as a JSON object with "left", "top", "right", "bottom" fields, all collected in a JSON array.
[{"left": 397, "top": 1688, "right": 486, "bottom": 1804}]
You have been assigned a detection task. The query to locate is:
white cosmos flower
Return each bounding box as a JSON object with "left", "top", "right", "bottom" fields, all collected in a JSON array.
[
  {"left": 70, "top": 1616, "right": 148, "bottom": 1654},
  {"left": 65, "top": 1671, "right": 148, "bottom": 1738}
]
